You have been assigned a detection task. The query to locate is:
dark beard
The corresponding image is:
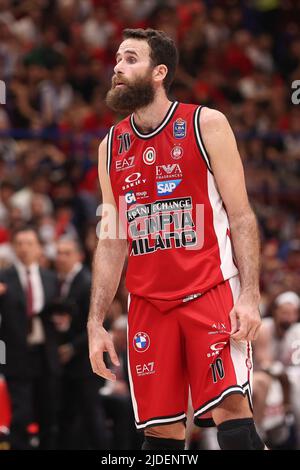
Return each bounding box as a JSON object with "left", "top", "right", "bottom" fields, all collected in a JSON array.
[{"left": 106, "top": 74, "right": 155, "bottom": 114}]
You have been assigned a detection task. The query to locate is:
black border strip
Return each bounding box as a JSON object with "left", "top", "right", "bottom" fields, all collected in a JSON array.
[
  {"left": 193, "top": 106, "right": 213, "bottom": 174},
  {"left": 106, "top": 125, "right": 115, "bottom": 174},
  {"left": 135, "top": 411, "right": 186, "bottom": 430},
  {"left": 193, "top": 381, "right": 253, "bottom": 421},
  {"left": 130, "top": 101, "right": 179, "bottom": 140}
]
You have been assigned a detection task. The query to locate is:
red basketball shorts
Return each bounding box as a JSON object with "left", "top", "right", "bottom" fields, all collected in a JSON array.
[{"left": 127, "top": 275, "right": 253, "bottom": 430}]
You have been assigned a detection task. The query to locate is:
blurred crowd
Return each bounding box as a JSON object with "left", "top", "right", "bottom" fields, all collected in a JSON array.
[{"left": 0, "top": 0, "right": 299, "bottom": 450}]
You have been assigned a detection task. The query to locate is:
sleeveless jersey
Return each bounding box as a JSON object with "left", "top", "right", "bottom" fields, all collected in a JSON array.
[{"left": 107, "top": 101, "right": 238, "bottom": 300}]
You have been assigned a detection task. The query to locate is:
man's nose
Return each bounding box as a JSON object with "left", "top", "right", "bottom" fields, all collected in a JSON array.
[{"left": 114, "top": 60, "right": 123, "bottom": 74}]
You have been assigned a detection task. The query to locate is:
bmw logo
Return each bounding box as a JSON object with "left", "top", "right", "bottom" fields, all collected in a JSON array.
[{"left": 133, "top": 332, "right": 150, "bottom": 352}]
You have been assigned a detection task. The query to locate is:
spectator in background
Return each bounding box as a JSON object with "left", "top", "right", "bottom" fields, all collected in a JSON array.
[
  {"left": 253, "top": 291, "right": 300, "bottom": 448},
  {"left": 0, "top": 226, "right": 59, "bottom": 449},
  {"left": 54, "top": 237, "right": 108, "bottom": 449},
  {"left": 40, "top": 64, "right": 74, "bottom": 130},
  {"left": 0, "top": 181, "right": 15, "bottom": 227}
]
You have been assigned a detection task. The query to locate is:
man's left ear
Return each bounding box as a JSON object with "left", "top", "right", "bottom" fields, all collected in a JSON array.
[{"left": 153, "top": 64, "right": 168, "bottom": 83}]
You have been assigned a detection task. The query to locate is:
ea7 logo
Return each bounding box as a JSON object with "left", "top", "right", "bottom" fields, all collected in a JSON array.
[
  {"left": 291, "top": 80, "right": 300, "bottom": 105},
  {"left": 115, "top": 156, "right": 135, "bottom": 171},
  {"left": 136, "top": 362, "right": 155, "bottom": 376}
]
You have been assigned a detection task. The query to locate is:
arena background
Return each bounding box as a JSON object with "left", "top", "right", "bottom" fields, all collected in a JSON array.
[{"left": 0, "top": 0, "right": 299, "bottom": 450}]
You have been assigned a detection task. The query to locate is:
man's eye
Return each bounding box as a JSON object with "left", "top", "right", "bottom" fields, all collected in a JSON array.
[{"left": 127, "top": 57, "right": 136, "bottom": 63}]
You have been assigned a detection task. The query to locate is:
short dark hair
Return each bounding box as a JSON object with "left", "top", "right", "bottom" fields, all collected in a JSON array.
[
  {"left": 11, "top": 225, "right": 42, "bottom": 245},
  {"left": 122, "top": 28, "right": 178, "bottom": 93}
]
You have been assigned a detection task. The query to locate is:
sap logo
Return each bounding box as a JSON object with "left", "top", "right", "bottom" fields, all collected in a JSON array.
[
  {"left": 115, "top": 156, "right": 135, "bottom": 171},
  {"left": 136, "top": 362, "right": 155, "bottom": 376},
  {"left": 125, "top": 191, "right": 136, "bottom": 204},
  {"left": 157, "top": 179, "right": 181, "bottom": 195},
  {"left": 291, "top": 80, "right": 300, "bottom": 105}
]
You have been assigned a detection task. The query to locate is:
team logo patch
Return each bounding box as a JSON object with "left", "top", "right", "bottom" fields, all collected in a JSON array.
[
  {"left": 173, "top": 118, "right": 186, "bottom": 139},
  {"left": 133, "top": 332, "right": 150, "bottom": 352},
  {"left": 246, "top": 358, "right": 252, "bottom": 370},
  {"left": 143, "top": 147, "right": 156, "bottom": 165},
  {"left": 171, "top": 145, "right": 183, "bottom": 160}
]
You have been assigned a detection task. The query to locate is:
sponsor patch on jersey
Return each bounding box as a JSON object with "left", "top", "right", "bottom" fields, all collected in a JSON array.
[
  {"left": 122, "top": 172, "right": 147, "bottom": 190},
  {"left": 136, "top": 362, "right": 155, "bottom": 377},
  {"left": 133, "top": 332, "right": 150, "bottom": 353},
  {"left": 171, "top": 145, "right": 183, "bottom": 160},
  {"left": 157, "top": 179, "right": 182, "bottom": 195},
  {"left": 143, "top": 147, "right": 156, "bottom": 165},
  {"left": 125, "top": 190, "right": 149, "bottom": 204},
  {"left": 246, "top": 358, "right": 253, "bottom": 370},
  {"left": 156, "top": 164, "right": 182, "bottom": 180},
  {"left": 173, "top": 118, "right": 186, "bottom": 139},
  {"left": 125, "top": 191, "right": 136, "bottom": 204},
  {"left": 126, "top": 196, "right": 192, "bottom": 222},
  {"left": 115, "top": 156, "right": 135, "bottom": 171}
]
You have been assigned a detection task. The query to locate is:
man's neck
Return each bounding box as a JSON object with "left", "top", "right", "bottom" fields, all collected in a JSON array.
[
  {"left": 133, "top": 93, "right": 173, "bottom": 133},
  {"left": 15, "top": 259, "right": 37, "bottom": 270}
]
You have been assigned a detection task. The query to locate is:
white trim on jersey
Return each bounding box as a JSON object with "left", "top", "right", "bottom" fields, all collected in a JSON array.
[
  {"left": 207, "top": 172, "right": 239, "bottom": 280},
  {"left": 106, "top": 126, "right": 115, "bottom": 174},
  {"left": 130, "top": 101, "right": 178, "bottom": 138},
  {"left": 127, "top": 293, "right": 140, "bottom": 423},
  {"left": 135, "top": 413, "right": 187, "bottom": 430},
  {"left": 194, "top": 106, "right": 212, "bottom": 172},
  {"left": 194, "top": 382, "right": 252, "bottom": 418}
]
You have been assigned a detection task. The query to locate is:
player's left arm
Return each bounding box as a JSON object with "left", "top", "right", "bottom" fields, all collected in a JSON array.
[{"left": 200, "top": 108, "right": 261, "bottom": 342}]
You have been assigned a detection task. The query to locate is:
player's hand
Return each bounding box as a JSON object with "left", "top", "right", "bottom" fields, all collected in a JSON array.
[
  {"left": 230, "top": 294, "right": 261, "bottom": 342},
  {"left": 88, "top": 321, "right": 120, "bottom": 381}
]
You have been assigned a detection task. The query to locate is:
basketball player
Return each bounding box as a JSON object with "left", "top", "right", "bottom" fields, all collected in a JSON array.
[{"left": 88, "top": 29, "right": 264, "bottom": 450}]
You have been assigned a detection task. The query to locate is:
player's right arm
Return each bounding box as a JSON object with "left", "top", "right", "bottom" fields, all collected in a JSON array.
[{"left": 88, "top": 136, "right": 127, "bottom": 381}]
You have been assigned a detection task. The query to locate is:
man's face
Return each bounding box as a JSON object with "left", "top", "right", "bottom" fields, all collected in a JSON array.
[
  {"left": 275, "top": 303, "right": 299, "bottom": 335},
  {"left": 106, "top": 39, "right": 155, "bottom": 113},
  {"left": 13, "top": 231, "right": 42, "bottom": 266},
  {"left": 55, "top": 241, "right": 81, "bottom": 275}
]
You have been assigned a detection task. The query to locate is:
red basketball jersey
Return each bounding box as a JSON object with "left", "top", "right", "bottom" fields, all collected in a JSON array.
[{"left": 107, "top": 101, "right": 238, "bottom": 300}]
